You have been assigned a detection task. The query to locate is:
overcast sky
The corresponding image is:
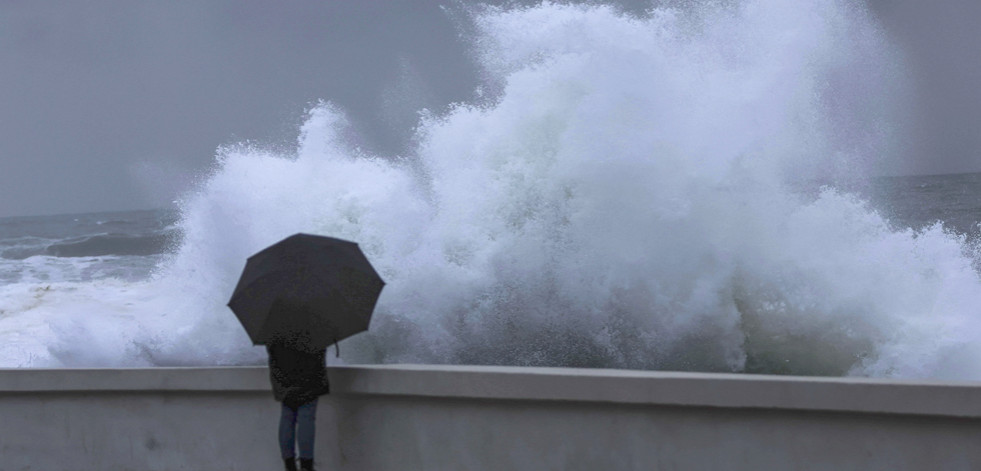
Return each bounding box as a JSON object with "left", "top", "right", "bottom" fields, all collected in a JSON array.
[{"left": 1, "top": 0, "right": 979, "bottom": 217}]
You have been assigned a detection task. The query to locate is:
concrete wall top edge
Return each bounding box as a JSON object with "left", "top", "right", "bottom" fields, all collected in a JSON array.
[
  {"left": 349, "top": 364, "right": 981, "bottom": 387},
  {"left": 2, "top": 365, "right": 980, "bottom": 419}
]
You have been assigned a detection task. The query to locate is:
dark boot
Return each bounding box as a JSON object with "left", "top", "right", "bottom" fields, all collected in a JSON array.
[
  {"left": 283, "top": 457, "right": 297, "bottom": 471},
  {"left": 299, "top": 458, "right": 315, "bottom": 470}
]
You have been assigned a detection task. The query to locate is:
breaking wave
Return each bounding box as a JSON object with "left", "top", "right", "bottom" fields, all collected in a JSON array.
[{"left": 5, "top": 0, "right": 981, "bottom": 380}]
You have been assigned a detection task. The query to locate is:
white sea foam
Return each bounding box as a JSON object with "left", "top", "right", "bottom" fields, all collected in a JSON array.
[{"left": 3, "top": 0, "right": 981, "bottom": 379}]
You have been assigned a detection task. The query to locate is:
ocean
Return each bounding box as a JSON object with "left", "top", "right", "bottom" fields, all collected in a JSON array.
[
  {"left": 3, "top": 0, "right": 981, "bottom": 378},
  {"left": 0, "top": 209, "right": 179, "bottom": 285}
]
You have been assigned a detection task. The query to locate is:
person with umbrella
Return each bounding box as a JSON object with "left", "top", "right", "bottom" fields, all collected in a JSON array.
[
  {"left": 266, "top": 324, "right": 330, "bottom": 471},
  {"left": 228, "top": 234, "right": 385, "bottom": 471}
]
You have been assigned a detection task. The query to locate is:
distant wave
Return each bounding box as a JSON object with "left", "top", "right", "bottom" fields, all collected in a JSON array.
[
  {"left": 0, "top": 232, "right": 177, "bottom": 259},
  {"left": 42, "top": 233, "right": 176, "bottom": 258},
  {"left": 96, "top": 219, "right": 136, "bottom": 227}
]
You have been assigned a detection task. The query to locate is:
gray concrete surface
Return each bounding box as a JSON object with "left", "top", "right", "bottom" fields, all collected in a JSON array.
[{"left": 1, "top": 365, "right": 980, "bottom": 470}]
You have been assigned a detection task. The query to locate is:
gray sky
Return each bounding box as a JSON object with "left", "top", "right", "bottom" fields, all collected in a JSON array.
[{"left": 1, "top": 0, "right": 979, "bottom": 217}]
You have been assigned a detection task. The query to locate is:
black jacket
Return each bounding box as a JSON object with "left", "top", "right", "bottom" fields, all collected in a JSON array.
[{"left": 266, "top": 343, "right": 330, "bottom": 409}]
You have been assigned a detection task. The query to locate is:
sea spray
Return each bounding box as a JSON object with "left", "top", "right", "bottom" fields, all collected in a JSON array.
[{"left": 3, "top": 0, "right": 981, "bottom": 379}]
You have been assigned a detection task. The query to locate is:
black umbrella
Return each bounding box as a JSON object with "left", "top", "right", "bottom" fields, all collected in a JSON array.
[{"left": 227, "top": 233, "right": 385, "bottom": 351}]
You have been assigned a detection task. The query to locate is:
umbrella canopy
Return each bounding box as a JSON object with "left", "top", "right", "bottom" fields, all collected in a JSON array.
[{"left": 227, "top": 233, "right": 385, "bottom": 350}]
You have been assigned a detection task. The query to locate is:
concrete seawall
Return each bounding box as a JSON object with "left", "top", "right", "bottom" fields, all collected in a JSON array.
[{"left": 2, "top": 365, "right": 981, "bottom": 470}]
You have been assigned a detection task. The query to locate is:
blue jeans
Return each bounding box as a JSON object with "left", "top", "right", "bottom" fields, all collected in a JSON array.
[{"left": 278, "top": 399, "right": 318, "bottom": 460}]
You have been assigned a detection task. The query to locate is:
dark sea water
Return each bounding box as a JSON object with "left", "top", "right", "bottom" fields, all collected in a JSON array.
[
  {"left": 0, "top": 209, "right": 179, "bottom": 285},
  {"left": 861, "top": 172, "right": 981, "bottom": 240}
]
